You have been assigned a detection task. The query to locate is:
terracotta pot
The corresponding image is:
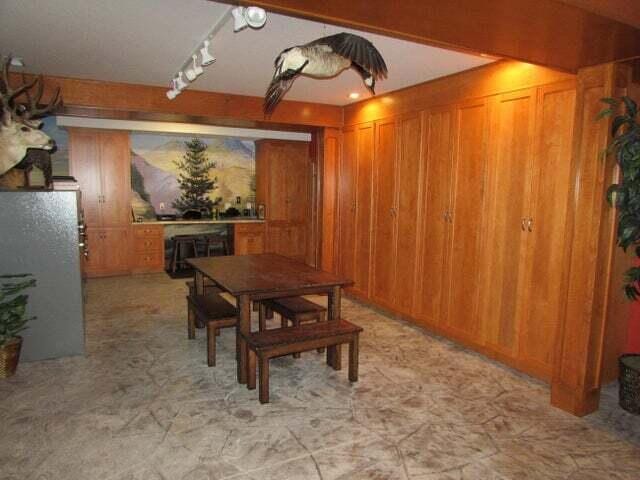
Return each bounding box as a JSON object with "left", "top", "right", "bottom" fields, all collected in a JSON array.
[{"left": 0, "top": 337, "right": 22, "bottom": 379}]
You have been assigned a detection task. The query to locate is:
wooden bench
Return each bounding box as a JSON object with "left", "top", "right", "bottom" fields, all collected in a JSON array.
[
  {"left": 186, "top": 294, "right": 238, "bottom": 366},
  {"left": 259, "top": 296, "right": 327, "bottom": 358},
  {"left": 244, "top": 319, "right": 363, "bottom": 403}
]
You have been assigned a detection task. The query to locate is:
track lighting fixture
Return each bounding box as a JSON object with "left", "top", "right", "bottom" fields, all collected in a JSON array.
[
  {"left": 185, "top": 54, "right": 204, "bottom": 81},
  {"left": 232, "top": 6, "right": 267, "bottom": 32},
  {"left": 175, "top": 72, "right": 188, "bottom": 90},
  {"left": 200, "top": 40, "right": 216, "bottom": 66},
  {"left": 166, "top": 79, "right": 180, "bottom": 100}
]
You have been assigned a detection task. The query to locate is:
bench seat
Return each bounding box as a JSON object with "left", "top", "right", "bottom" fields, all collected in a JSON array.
[
  {"left": 186, "top": 294, "right": 238, "bottom": 366},
  {"left": 244, "top": 319, "right": 362, "bottom": 403}
]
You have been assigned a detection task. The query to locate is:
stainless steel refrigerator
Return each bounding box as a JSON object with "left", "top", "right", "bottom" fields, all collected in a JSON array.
[{"left": 0, "top": 187, "right": 86, "bottom": 361}]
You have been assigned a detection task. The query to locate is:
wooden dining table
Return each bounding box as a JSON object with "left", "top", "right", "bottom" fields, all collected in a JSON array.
[{"left": 187, "top": 254, "right": 353, "bottom": 385}]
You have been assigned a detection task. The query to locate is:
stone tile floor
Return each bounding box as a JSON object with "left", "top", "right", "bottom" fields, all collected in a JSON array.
[{"left": 1, "top": 273, "right": 639, "bottom": 479}]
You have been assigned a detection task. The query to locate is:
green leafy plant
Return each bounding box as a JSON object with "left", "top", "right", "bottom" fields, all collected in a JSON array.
[
  {"left": 0, "top": 274, "right": 36, "bottom": 347},
  {"left": 601, "top": 97, "right": 640, "bottom": 299}
]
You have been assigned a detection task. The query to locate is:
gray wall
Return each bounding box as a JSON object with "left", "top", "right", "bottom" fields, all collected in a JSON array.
[{"left": 0, "top": 191, "right": 85, "bottom": 361}]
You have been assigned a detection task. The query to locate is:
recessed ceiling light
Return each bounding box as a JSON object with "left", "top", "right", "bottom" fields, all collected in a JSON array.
[{"left": 349, "top": 92, "right": 360, "bottom": 99}]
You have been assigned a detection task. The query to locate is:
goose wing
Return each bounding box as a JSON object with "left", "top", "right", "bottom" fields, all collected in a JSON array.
[
  {"left": 264, "top": 59, "right": 308, "bottom": 114},
  {"left": 309, "top": 33, "right": 387, "bottom": 79}
]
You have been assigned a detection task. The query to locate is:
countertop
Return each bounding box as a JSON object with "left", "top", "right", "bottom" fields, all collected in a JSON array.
[{"left": 133, "top": 218, "right": 264, "bottom": 225}]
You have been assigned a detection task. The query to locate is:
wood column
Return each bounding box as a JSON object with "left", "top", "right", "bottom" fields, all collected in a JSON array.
[
  {"left": 551, "top": 62, "right": 632, "bottom": 416},
  {"left": 320, "top": 128, "right": 341, "bottom": 273}
]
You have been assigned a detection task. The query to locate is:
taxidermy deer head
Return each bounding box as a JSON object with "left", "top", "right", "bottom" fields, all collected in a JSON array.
[{"left": 0, "top": 56, "right": 62, "bottom": 177}]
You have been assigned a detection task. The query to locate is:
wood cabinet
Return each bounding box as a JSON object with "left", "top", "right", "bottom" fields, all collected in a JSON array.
[
  {"left": 256, "top": 140, "right": 311, "bottom": 264},
  {"left": 338, "top": 80, "right": 577, "bottom": 384},
  {"left": 234, "top": 223, "right": 266, "bottom": 255},
  {"left": 69, "top": 129, "right": 132, "bottom": 277},
  {"left": 131, "top": 224, "right": 165, "bottom": 273}
]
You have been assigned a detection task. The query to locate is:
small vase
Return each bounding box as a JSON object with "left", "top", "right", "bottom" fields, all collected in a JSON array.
[{"left": 0, "top": 337, "right": 23, "bottom": 379}]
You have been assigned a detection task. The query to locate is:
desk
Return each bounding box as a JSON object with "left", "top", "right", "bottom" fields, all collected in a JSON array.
[{"left": 187, "top": 254, "right": 352, "bottom": 384}]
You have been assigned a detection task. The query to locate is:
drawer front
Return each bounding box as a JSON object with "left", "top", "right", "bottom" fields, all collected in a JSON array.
[
  {"left": 133, "top": 225, "right": 164, "bottom": 238},
  {"left": 234, "top": 223, "right": 265, "bottom": 234},
  {"left": 134, "top": 236, "right": 164, "bottom": 253},
  {"left": 132, "top": 251, "right": 165, "bottom": 272}
]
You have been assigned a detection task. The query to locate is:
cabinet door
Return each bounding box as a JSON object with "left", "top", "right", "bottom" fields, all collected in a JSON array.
[
  {"left": 394, "top": 113, "right": 424, "bottom": 315},
  {"left": 69, "top": 129, "right": 101, "bottom": 227},
  {"left": 371, "top": 117, "right": 398, "bottom": 308},
  {"left": 519, "top": 83, "right": 576, "bottom": 379},
  {"left": 286, "top": 144, "right": 310, "bottom": 223},
  {"left": 444, "top": 99, "right": 489, "bottom": 343},
  {"left": 266, "top": 145, "right": 289, "bottom": 221},
  {"left": 338, "top": 128, "right": 357, "bottom": 282},
  {"left": 287, "top": 224, "right": 307, "bottom": 262},
  {"left": 82, "top": 228, "right": 105, "bottom": 276},
  {"left": 353, "top": 123, "right": 374, "bottom": 298},
  {"left": 101, "top": 227, "right": 131, "bottom": 275},
  {"left": 99, "top": 132, "right": 132, "bottom": 227},
  {"left": 235, "top": 232, "right": 265, "bottom": 255},
  {"left": 482, "top": 90, "right": 536, "bottom": 358},
  {"left": 415, "top": 107, "right": 455, "bottom": 326}
]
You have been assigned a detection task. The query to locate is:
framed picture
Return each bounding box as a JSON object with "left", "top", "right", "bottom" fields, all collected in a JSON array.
[{"left": 257, "top": 204, "right": 265, "bottom": 220}]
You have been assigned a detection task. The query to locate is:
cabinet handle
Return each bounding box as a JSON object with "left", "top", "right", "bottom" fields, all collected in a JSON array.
[
  {"left": 527, "top": 217, "right": 533, "bottom": 232},
  {"left": 443, "top": 211, "right": 448, "bottom": 222},
  {"left": 521, "top": 218, "right": 526, "bottom": 231}
]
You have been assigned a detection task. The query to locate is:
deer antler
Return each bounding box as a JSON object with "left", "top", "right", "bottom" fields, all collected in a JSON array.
[{"left": 1, "top": 56, "right": 62, "bottom": 122}]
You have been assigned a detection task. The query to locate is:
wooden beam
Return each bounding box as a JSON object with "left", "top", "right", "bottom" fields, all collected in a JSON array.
[
  {"left": 228, "top": 0, "right": 640, "bottom": 72},
  {"left": 9, "top": 73, "right": 343, "bottom": 129}
]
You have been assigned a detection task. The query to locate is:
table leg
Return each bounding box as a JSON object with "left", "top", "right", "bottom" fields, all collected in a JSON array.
[
  {"left": 327, "top": 286, "right": 342, "bottom": 370},
  {"left": 237, "top": 294, "right": 251, "bottom": 384}
]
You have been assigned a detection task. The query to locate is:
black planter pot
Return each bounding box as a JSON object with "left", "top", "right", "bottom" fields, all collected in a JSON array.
[{"left": 619, "top": 354, "right": 640, "bottom": 414}]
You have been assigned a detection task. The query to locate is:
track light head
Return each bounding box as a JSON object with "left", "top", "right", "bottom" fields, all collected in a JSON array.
[
  {"left": 232, "top": 6, "right": 267, "bottom": 32},
  {"left": 200, "top": 40, "right": 216, "bottom": 66},
  {"left": 185, "top": 54, "right": 204, "bottom": 81},
  {"left": 175, "top": 71, "right": 188, "bottom": 90}
]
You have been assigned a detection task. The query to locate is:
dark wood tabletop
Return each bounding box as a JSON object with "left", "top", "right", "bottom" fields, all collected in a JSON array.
[{"left": 187, "top": 254, "right": 353, "bottom": 298}]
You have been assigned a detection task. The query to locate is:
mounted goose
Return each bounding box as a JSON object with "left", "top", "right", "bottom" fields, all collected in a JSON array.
[{"left": 264, "top": 32, "right": 388, "bottom": 113}]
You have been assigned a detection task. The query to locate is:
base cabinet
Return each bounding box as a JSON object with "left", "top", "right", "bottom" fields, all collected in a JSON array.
[
  {"left": 131, "top": 225, "right": 165, "bottom": 273},
  {"left": 83, "top": 227, "right": 131, "bottom": 277},
  {"left": 234, "top": 223, "right": 266, "bottom": 255}
]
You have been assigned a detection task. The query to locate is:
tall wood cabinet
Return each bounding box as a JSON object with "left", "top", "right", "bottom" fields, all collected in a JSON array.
[
  {"left": 256, "top": 140, "right": 311, "bottom": 264},
  {"left": 337, "top": 80, "right": 577, "bottom": 383},
  {"left": 69, "top": 129, "right": 131, "bottom": 277}
]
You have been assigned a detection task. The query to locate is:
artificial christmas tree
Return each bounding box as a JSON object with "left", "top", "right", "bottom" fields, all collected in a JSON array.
[{"left": 172, "top": 138, "right": 218, "bottom": 214}]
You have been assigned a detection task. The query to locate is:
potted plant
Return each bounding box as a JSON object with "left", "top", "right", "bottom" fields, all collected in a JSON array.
[
  {"left": 0, "top": 274, "right": 36, "bottom": 378},
  {"left": 601, "top": 96, "right": 640, "bottom": 414}
]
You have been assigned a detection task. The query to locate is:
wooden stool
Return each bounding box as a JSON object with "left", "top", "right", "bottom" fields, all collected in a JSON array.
[
  {"left": 203, "top": 234, "right": 230, "bottom": 256},
  {"left": 170, "top": 235, "right": 200, "bottom": 273},
  {"left": 244, "top": 319, "right": 363, "bottom": 403},
  {"left": 186, "top": 294, "right": 238, "bottom": 366},
  {"left": 259, "top": 297, "right": 327, "bottom": 358}
]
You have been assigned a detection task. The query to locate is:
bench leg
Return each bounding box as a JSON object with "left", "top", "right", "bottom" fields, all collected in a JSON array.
[
  {"left": 349, "top": 336, "right": 359, "bottom": 382},
  {"left": 317, "top": 312, "right": 326, "bottom": 354},
  {"left": 259, "top": 303, "right": 267, "bottom": 332},
  {"left": 280, "top": 314, "right": 288, "bottom": 329},
  {"left": 247, "top": 349, "right": 257, "bottom": 390},
  {"left": 187, "top": 305, "right": 195, "bottom": 340},
  {"left": 327, "top": 345, "right": 342, "bottom": 371},
  {"left": 206, "top": 323, "right": 216, "bottom": 367},
  {"left": 265, "top": 307, "right": 274, "bottom": 320},
  {"left": 259, "top": 356, "right": 270, "bottom": 404},
  {"left": 290, "top": 318, "right": 301, "bottom": 359}
]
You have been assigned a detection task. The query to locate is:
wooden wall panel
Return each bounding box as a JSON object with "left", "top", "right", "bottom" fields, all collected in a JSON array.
[
  {"left": 481, "top": 90, "right": 536, "bottom": 358},
  {"left": 444, "top": 99, "right": 489, "bottom": 343},
  {"left": 338, "top": 127, "right": 357, "bottom": 282},
  {"left": 12, "top": 73, "right": 343, "bottom": 129},
  {"left": 321, "top": 128, "right": 340, "bottom": 273},
  {"left": 415, "top": 107, "right": 454, "bottom": 326},
  {"left": 371, "top": 118, "right": 398, "bottom": 308},
  {"left": 519, "top": 82, "right": 576, "bottom": 379},
  {"left": 235, "top": 0, "right": 640, "bottom": 72},
  {"left": 394, "top": 113, "right": 424, "bottom": 315},
  {"left": 353, "top": 123, "right": 374, "bottom": 297}
]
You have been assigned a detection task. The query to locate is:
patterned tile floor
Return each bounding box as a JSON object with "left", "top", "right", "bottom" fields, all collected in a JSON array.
[{"left": 1, "top": 273, "right": 639, "bottom": 479}]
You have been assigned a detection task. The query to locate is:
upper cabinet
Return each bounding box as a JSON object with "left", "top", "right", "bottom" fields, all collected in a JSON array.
[{"left": 70, "top": 129, "right": 131, "bottom": 228}]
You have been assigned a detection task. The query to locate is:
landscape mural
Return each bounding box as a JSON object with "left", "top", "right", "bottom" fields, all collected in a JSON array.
[{"left": 130, "top": 133, "right": 256, "bottom": 220}]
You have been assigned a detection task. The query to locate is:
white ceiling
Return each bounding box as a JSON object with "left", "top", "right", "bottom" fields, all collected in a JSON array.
[{"left": 0, "top": 0, "right": 494, "bottom": 106}]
